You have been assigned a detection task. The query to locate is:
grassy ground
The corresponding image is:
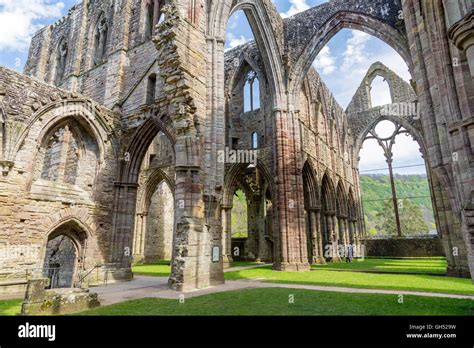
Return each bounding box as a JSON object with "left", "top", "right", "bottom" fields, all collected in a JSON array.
[
  {"left": 78, "top": 288, "right": 474, "bottom": 316},
  {"left": 2, "top": 258, "right": 471, "bottom": 316},
  {"left": 0, "top": 299, "right": 22, "bottom": 316},
  {"left": 131, "top": 259, "right": 472, "bottom": 295},
  {"left": 131, "top": 260, "right": 264, "bottom": 277},
  {"left": 224, "top": 266, "right": 474, "bottom": 295},
  {"left": 312, "top": 257, "right": 447, "bottom": 274},
  {"left": 132, "top": 261, "right": 171, "bottom": 277},
  {"left": 229, "top": 261, "right": 264, "bottom": 268}
]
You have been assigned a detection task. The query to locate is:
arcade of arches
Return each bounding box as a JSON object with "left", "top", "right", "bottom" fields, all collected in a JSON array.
[{"left": 0, "top": 0, "right": 473, "bottom": 293}]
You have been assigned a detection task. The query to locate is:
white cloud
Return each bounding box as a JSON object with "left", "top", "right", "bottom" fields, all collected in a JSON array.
[
  {"left": 0, "top": 0, "right": 65, "bottom": 51},
  {"left": 342, "top": 31, "right": 371, "bottom": 71},
  {"left": 280, "top": 0, "right": 310, "bottom": 18},
  {"left": 225, "top": 33, "right": 251, "bottom": 51},
  {"left": 313, "top": 45, "right": 335, "bottom": 75}
]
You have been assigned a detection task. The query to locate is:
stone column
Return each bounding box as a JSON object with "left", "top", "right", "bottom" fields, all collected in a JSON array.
[
  {"left": 221, "top": 206, "right": 233, "bottom": 268},
  {"left": 343, "top": 219, "right": 350, "bottom": 246},
  {"left": 132, "top": 212, "right": 147, "bottom": 263},
  {"left": 272, "top": 108, "right": 310, "bottom": 271},
  {"left": 109, "top": 182, "right": 139, "bottom": 281},
  {"left": 330, "top": 213, "right": 341, "bottom": 262},
  {"left": 309, "top": 208, "right": 325, "bottom": 264},
  {"left": 348, "top": 219, "right": 355, "bottom": 244}
]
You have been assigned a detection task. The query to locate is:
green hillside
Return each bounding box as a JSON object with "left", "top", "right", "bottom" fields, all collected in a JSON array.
[{"left": 360, "top": 174, "right": 436, "bottom": 236}]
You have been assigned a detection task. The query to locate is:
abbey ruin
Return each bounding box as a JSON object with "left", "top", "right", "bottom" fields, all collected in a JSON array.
[{"left": 0, "top": 0, "right": 472, "bottom": 293}]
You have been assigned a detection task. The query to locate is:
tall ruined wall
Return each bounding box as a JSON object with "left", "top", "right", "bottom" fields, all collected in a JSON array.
[{"left": 0, "top": 66, "right": 120, "bottom": 291}]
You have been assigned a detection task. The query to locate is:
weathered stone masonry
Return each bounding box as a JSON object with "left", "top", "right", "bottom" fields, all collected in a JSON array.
[{"left": 0, "top": 0, "right": 472, "bottom": 293}]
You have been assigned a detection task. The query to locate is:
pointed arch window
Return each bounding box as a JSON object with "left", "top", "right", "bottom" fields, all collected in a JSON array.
[
  {"left": 244, "top": 70, "right": 260, "bottom": 112},
  {"left": 145, "top": 0, "right": 163, "bottom": 40},
  {"left": 54, "top": 39, "right": 68, "bottom": 85},
  {"left": 251, "top": 132, "right": 258, "bottom": 149},
  {"left": 146, "top": 73, "right": 157, "bottom": 105},
  {"left": 93, "top": 13, "right": 109, "bottom": 66},
  {"left": 36, "top": 119, "right": 99, "bottom": 192}
]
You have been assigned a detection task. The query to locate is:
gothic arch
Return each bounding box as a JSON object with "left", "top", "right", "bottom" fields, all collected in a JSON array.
[
  {"left": 90, "top": 11, "right": 110, "bottom": 68},
  {"left": 51, "top": 36, "right": 69, "bottom": 85},
  {"left": 348, "top": 188, "right": 357, "bottom": 220},
  {"left": 120, "top": 117, "right": 175, "bottom": 184},
  {"left": 14, "top": 99, "right": 113, "bottom": 165},
  {"left": 302, "top": 160, "right": 320, "bottom": 209},
  {"left": 287, "top": 2, "right": 411, "bottom": 107},
  {"left": 226, "top": 53, "right": 266, "bottom": 98},
  {"left": 321, "top": 172, "right": 336, "bottom": 213},
  {"left": 136, "top": 167, "right": 175, "bottom": 214},
  {"left": 209, "top": 0, "right": 284, "bottom": 109},
  {"left": 223, "top": 160, "right": 275, "bottom": 208},
  {"left": 336, "top": 180, "right": 348, "bottom": 217},
  {"left": 40, "top": 217, "right": 92, "bottom": 288}
]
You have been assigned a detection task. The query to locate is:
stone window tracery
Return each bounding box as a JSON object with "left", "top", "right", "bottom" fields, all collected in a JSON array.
[{"left": 244, "top": 70, "right": 260, "bottom": 112}]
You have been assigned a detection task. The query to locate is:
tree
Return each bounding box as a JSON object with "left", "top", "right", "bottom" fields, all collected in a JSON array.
[{"left": 375, "top": 199, "right": 430, "bottom": 236}]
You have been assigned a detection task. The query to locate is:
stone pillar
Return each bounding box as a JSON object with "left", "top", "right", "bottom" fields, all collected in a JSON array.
[
  {"left": 109, "top": 182, "right": 138, "bottom": 281},
  {"left": 272, "top": 108, "right": 310, "bottom": 271},
  {"left": 132, "top": 212, "right": 147, "bottom": 263},
  {"left": 221, "top": 206, "right": 233, "bottom": 268},
  {"left": 309, "top": 208, "right": 325, "bottom": 264},
  {"left": 343, "top": 219, "right": 350, "bottom": 246},
  {"left": 330, "top": 213, "right": 341, "bottom": 262}
]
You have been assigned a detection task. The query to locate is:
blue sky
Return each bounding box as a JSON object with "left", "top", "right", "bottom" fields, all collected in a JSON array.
[
  {"left": 0, "top": 0, "right": 80, "bottom": 71},
  {"left": 0, "top": 0, "right": 424, "bottom": 175}
]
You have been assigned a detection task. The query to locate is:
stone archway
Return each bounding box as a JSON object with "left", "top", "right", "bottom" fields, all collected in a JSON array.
[
  {"left": 286, "top": 1, "right": 411, "bottom": 107},
  {"left": 302, "top": 160, "right": 325, "bottom": 264},
  {"left": 133, "top": 165, "right": 175, "bottom": 264},
  {"left": 222, "top": 161, "right": 277, "bottom": 266},
  {"left": 42, "top": 219, "right": 90, "bottom": 288}
]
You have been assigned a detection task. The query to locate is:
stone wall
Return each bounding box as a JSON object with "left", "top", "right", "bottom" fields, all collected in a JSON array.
[{"left": 365, "top": 238, "right": 445, "bottom": 258}]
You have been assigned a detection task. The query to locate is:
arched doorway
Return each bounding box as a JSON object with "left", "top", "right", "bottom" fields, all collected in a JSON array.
[{"left": 42, "top": 221, "right": 88, "bottom": 288}]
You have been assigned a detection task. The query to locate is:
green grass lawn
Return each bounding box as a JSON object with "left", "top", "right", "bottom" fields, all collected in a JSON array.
[
  {"left": 225, "top": 266, "right": 474, "bottom": 295},
  {"left": 229, "top": 261, "right": 264, "bottom": 268},
  {"left": 131, "top": 259, "right": 472, "bottom": 295},
  {"left": 0, "top": 299, "right": 22, "bottom": 316},
  {"left": 131, "top": 260, "right": 264, "bottom": 277},
  {"left": 312, "top": 257, "right": 447, "bottom": 275},
  {"left": 78, "top": 288, "right": 474, "bottom": 316},
  {"left": 132, "top": 261, "right": 171, "bottom": 277}
]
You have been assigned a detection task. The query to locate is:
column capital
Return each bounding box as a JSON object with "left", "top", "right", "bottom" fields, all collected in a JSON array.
[{"left": 448, "top": 10, "right": 474, "bottom": 52}]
